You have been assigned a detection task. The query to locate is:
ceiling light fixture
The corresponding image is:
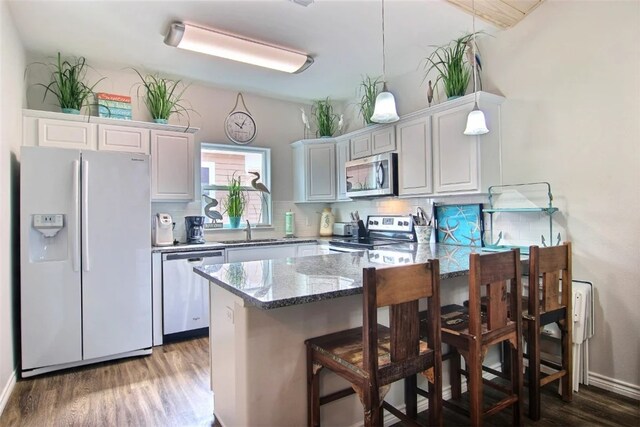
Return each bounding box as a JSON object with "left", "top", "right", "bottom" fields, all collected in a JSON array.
[
  {"left": 164, "top": 22, "right": 314, "bottom": 74},
  {"left": 464, "top": 0, "right": 489, "bottom": 135},
  {"left": 370, "top": 0, "right": 399, "bottom": 124}
]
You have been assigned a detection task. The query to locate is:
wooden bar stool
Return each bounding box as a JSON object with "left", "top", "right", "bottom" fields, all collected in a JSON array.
[
  {"left": 525, "top": 242, "right": 573, "bottom": 420},
  {"left": 305, "top": 261, "right": 443, "bottom": 427},
  {"left": 422, "top": 249, "right": 524, "bottom": 426}
]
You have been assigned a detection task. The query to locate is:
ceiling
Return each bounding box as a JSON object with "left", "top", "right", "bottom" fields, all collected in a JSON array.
[{"left": 8, "top": 0, "right": 498, "bottom": 102}]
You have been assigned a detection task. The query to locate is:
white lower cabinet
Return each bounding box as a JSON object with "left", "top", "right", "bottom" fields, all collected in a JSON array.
[
  {"left": 150, "top": 130, "right": 195, "bottom": 201},
  {"left": 226, "top": 244, "right": 299, "bottom": 263},
  {"left": 397, "top": 115, "right": 433, "bottom": 196}
]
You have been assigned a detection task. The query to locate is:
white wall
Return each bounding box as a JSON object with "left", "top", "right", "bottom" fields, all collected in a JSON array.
[
  {"left": 0, "top": 0, "right": 25, "bottom": 413},
  {"left": 481, "top": 0, "right": 640, "bottom": 389}
]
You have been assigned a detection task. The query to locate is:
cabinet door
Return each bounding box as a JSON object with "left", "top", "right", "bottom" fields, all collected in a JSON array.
[
  {"left": 38, "top": 119, "right": 96, "bottom": 150},
  {"left": 335, "top": 139, "right": 351, "bottom": 201},
  {"left": 371, "top": 126, "right": 396, "bottom": 155},
  {"left": 397, "top": 116, "right": 433, "bottom": 196},
  {"left": 432, "top": 102, "right": 479, "bottom": 193},
  {"left": 306, "top": 143, "right": 336, "bottom": 201},
  {"left": 350, "top": 134, "right": 371, "bottom": 159},
  {"left": 226, "top": 245, "right": 298, "bottom": 263},
  {"left": 98, "top": 124, "right": 150, "bottom": 154},
  {"left": 151, "top": 130, "right": 195, "bottom": 201}
]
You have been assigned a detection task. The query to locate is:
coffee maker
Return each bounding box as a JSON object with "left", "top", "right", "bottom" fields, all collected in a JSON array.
[
  {"left": 185, "top": 216, "right": 205, "bottom": 244},
  {"left": 153, "top": 213, "right": 174, "bottom": 246}
]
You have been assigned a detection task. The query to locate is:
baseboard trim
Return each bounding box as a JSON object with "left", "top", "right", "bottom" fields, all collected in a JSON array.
[
  {"left": 588, "top": 372, "right": 640, "bottom": 400},
  {"left": 0, "top": 370, "right": 17, "bottom": 417}
]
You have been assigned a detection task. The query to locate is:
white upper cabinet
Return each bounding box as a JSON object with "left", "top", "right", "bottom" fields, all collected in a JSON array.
[
  {"left": 349, "top": 126, "right": 396, "bottom": 159},
  {"left": 37, "top": 119, "right": 96, "bottom": 150},
  {"left": 432, "top": 94, "right": 503, "bottom": 194},
  {"left": 292, "top": 139, "right": 336, "bottom": 203},
  {"left": 350, "top": 133, "right": 371, "bottom": 159},
  {"left": 397, "top": 115, "right": 433, "bottom": 196},
  {"left": 335, "top": 137, "right": 351, "bottom": 202},
  {"left": 98, "top": 124, "right": 150, "bottom": 154},
  {"left": 150, "top": 130, "right": 195, "bottom": 201},
  {"left": 371, "top": 127, "right": 396, "bottom": 155}
]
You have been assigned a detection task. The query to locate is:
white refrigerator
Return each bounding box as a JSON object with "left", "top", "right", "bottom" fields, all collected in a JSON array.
[{"left": 20, "top": 146, "right": 152, "bottom": 377}]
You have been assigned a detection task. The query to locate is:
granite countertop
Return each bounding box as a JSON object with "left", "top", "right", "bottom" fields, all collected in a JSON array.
[
  {"left": 152, "top": 238, "right": 320, "bottom": 253},
  {"left": 194, "top": 243, "right": 508, "bottom": 310}
]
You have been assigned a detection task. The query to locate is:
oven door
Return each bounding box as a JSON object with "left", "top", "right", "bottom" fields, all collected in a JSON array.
[{"left": 345, "top": 153, "right": 397, "bottom": 198}]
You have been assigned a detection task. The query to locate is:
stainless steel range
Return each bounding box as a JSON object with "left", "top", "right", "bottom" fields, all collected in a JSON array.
[{"left": 329, "top": 215, "right": 416, "bottom": 251}]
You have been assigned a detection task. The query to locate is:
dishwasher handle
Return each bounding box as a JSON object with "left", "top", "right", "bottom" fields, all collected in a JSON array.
[{"left": 164, "top": 251, "right": 224, "bottom": 261}]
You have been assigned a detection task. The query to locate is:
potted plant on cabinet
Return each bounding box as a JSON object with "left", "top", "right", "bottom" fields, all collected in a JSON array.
[
  {"left": 222, "top": 173, "right": 247, "bottom": 229},
  {"left": 31, "top": 52, "right": 105, "bottom": 114},
  {"left": 357, "top": 75, "right": 382, "bottom": 125},
  {"left": 312, "top": 97, "right": 338, "bottom": 137},
  {"left": 422, "top": 33, "right": 481, "bottom": 100},
  {"left": 132, "top": 69, "right": 192, "bottom": 124}
]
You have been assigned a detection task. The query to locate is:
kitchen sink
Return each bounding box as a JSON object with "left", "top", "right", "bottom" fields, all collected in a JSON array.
[{"left": 214, "top": 238, "right": 282, "bottom": 245}]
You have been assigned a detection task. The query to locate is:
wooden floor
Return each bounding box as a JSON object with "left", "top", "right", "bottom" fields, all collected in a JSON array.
[{"left": 1, "top": 337, "right": 638, "bottom": 426}]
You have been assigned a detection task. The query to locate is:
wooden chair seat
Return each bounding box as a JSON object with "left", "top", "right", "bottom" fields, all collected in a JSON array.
[
  {"left": 422, "top": 304, "right": 514, "bottom": 338},
  {"left": 464, "top": 296, "right": 567, "bottom": 320},
  {"left": 306, "top": 262, "right": 443, "bottom": 427},
  {"left": 307, "top": 325, "right": 432, "bottom": 379}
]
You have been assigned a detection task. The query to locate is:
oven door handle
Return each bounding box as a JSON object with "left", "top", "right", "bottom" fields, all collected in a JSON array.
[{"left": 376, "top": 162, "right": 385, "bottom": 188}]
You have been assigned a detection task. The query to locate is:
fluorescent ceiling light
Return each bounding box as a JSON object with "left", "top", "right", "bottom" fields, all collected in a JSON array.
[{"left": 164, "top": 22, "right": 314, "bottom": 74}]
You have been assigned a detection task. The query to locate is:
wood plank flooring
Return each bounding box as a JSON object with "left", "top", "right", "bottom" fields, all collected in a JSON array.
[{"left": 1, "top": 337, "right": 638, "bottom": 426}]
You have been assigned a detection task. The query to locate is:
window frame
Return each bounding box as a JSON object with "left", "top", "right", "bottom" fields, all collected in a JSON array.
[{"left": 200, "top": 143, "right": 272, "bottom": 227}]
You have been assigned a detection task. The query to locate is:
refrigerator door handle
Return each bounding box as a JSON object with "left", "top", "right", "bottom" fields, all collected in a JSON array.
[
  {"left": 81, "top": 160, "right": 90, "bottom": 272},
  {"left": 72, "top": 160, "right": 81, "bottom": 272}
]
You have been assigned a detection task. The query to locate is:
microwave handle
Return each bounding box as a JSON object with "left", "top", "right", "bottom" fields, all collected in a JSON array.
[{"left": 376, "top": 162, "right": 385, "bottom": 188}]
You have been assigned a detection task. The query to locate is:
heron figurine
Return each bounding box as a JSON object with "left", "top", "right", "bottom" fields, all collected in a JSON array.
[
  {"left": 427, "top": 80, "right": 434, "bottom": 106},
  {"left": 249, "top": 171, "right": 270, "bottom": 223},
  {"left": 300, "top": 107, "right": 310, "bottom": 138},
  {"left": 202, "top": 194, "right": 223, "bottom": 223},
  {"left": 337, "top": 114, "right": 344, "bottom": 134}
]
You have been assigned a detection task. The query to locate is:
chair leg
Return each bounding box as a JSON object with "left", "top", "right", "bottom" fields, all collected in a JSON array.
[
  {"left": 307, "top": 347, "right": 320, "bottom": 427},
  {"left": 429, "top": 360, "right": 443, "bottom": 427},
  {"left": 511, "top": 338, "right": 524, "bottom": 426},
  {"left": 501, "top": 340, "right": 512, "bottom": 375},
  {"left": 527, "top": 318, "right": 541, "bottom": 421},
  {"left": 363, "top": 380, "right": 381, "bottom": 427},
  {"left": 560, "top": 318, "right": 573, "bottom": 402},
  {"left": 467, "top": 347, "right": 483, "bottom": 427},
  {"left": 449, "top": 348, "right": 462, "bottom": 400},
  {"left": 405, "top": 375, "right": 417, "bottom": 419}
]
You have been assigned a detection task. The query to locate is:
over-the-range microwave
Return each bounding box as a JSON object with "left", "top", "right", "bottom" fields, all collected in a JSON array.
[{"left": 345, "top": 152, "right": 398, "bottom": 198}]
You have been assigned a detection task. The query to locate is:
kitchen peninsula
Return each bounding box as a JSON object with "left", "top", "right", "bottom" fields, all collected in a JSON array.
[{"left": 194, "top": 243, "right": 499, "bottom": 426}]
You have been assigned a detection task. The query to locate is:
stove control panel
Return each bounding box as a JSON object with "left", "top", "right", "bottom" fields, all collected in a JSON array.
[{"left": 367, "top": 215, "right": 413, "bottom": 232}]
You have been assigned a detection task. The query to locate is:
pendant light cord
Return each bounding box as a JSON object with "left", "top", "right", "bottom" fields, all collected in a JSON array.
[
  {"left": 381, "top": 0, "right": 386, "bottom": 84},
  {"left": 472, "top": 0, "right": 477, "bottom": 98}
]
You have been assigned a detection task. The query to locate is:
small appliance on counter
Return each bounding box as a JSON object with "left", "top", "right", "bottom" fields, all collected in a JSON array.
[
  {"left": 153, "top": 213, "right": 174, "bottom": 246},
  {"left": 332, "top": 222, "right": 354, "bottom": 237},
  {"left": 185, "top": 215, "right": 205, "bottom": 244}
]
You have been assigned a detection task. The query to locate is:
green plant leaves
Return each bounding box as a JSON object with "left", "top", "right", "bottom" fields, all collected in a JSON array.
[
  {"left": 313, "top": 97, "right": 338, "bottom": 137},
  {"left": 132, "top": 69, "right": 192, "bottom": 122},
  {"left": 222, "top": 172, "right": 247, "bottom": 218},
  {"left": 35, "top": 52, "right": 104, "bottom": 111},
  {"left": 358, "top": 75, "right": 382, "bottom": 125},
  {"left": 422, "top": 33, "right": 479, "bottom": 98}
]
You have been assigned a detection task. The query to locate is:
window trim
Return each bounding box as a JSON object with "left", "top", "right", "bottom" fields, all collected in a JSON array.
[{"left": 200, "top": 143, "right": 272, "bottom": 227}]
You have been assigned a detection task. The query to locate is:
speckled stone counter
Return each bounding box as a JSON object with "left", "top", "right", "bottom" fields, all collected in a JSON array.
[
  {"left": 194, "top": 243, "right": 493, "bottom": 309},
  {"left": 151, "top": 237, "right": 319, "bottom": 253}
]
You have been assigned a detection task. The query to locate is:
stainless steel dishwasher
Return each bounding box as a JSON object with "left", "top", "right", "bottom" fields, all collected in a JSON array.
[{"left": 162, "top": 249, "right": 225, "bottom": 341}]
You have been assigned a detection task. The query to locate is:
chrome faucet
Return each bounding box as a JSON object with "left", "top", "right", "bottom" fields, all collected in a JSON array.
[{"left": 245, "top": 220, "right": 252, "bottom": 241}]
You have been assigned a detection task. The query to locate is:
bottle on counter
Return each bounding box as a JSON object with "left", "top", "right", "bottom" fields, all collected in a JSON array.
[
  {"left": 285, "top": 211, "right": 295, "bottom": 237},
  {"left": 319, "top": 208, "right": 335, "bottom": 237}
]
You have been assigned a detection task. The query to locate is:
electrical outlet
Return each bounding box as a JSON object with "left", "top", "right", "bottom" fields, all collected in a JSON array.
[
  {"left": 225, "top": 306, "right": 234, "bottom": 324},
  {"left": 305, "top": 217, "right": 310, "bottom": 227}
]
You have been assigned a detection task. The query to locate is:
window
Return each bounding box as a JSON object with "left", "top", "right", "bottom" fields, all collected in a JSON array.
[{"left": 200, "top": 143, "right": 271, "bottom": 227}]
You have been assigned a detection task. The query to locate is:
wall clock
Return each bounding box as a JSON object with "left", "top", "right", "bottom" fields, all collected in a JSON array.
[{"left": 225, "top": 93, "right": 257, "bottom": 145}]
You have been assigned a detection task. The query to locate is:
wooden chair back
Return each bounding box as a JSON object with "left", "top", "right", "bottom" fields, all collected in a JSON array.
[
  {"left": 528, "top": 242, "right": 572, "bottom": 313},
  {"left": 362, "top": 261, "right": 441, "bottom": 385},
  {"left": 468, "top": 249, "right": 522, "bottom": 338}
]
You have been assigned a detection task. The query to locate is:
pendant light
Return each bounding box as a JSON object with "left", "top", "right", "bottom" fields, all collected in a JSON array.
[
  {"left": 464, "top": 0, "right": 489, "bottom": 135},
  {"left": 370, "top": 0, "right": 399, "bottom": 123}
]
